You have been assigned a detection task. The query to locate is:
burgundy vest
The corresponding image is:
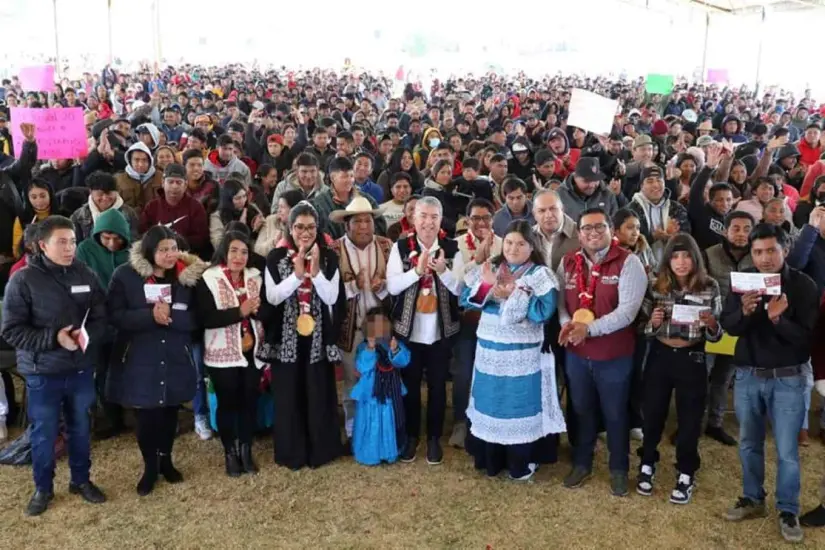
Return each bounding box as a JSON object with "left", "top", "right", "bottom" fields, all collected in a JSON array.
[{"left": 561, "top": 245, "right": 636, "bottom": 361}]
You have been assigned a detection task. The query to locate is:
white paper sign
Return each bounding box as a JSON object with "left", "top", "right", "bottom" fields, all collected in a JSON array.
[
  {"left": 671, "top": 304, "right": 707, "bottom": 325},
  {"left": 567, "top": 88, "right": 619, "bottom": 137},
  {"left": 144, "top": 283, "right": 173, "bottom": 304},
  {"left": 77, "top": 309, "right": 90, "bottom": 353},
  {"left": 730, "top": 272, "right": 781, "bottom": 295}
]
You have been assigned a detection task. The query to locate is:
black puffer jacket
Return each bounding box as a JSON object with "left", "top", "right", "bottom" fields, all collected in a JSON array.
[{"left": 1, "top": 253, "right": 108, "bottom": 376}]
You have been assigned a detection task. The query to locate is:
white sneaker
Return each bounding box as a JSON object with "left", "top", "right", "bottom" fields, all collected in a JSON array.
[
  {"left": 509, "top": 463, "right": 538, "bottom": 482},
  {"left": 630, "top": 428, "right": 644, "bottom": 441},
  {"left": 0, "top": 420, "right": 7, "bottom": 443},
  {"left": 194, "top": 415, "right": 212, "bottom": 441}
]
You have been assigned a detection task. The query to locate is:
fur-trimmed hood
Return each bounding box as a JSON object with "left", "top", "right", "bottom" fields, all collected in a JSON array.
[{"left": 128, "top": 241, "right": 208, "bottom": 287}]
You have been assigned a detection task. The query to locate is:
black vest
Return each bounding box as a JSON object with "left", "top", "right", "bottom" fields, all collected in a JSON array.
[{"left": 391, "top": 236, "right": 461, "bottom": 340}]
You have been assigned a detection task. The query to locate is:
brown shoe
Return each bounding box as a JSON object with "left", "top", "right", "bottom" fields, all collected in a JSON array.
[{"left": 799, "top": 429, "right": 810, "bottom": 447}]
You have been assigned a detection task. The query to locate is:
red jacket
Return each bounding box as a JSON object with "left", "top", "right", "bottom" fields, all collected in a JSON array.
[
  {"left": 798, "top": 138, "right": 822, "bottom": 167},
  {"left": 139, "top": 194, "right": 209, "bottom": 254}
]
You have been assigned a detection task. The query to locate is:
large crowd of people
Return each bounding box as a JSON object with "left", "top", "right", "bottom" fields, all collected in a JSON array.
[{"left": 2, "top": 63, "right": 825, "bottom": 543}]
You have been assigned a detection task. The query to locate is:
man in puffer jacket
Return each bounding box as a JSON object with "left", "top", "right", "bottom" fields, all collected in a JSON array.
[
  {"left": 715, "top": 114, "right": 747, "bottom": 144},
  {"left": 1, "top": 215, "right": 108, "bottom": 516}
]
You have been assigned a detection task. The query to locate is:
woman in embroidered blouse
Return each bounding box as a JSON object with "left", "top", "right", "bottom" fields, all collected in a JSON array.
[
  {"left": 461, "top": 220, "right": 566, "bottom": 481},
  {"left": 636, "top": 233, "right": 722, "bottom": 505},
  {"left": 195, "top": 231, "right": 265, "bottom": 477},
  {"left": 262, "top": 201, "right": 345, "bottom": 470}
]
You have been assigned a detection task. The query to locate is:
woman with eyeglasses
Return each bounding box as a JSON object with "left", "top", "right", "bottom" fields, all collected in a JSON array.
[
  {"left": 106, "top": 225, "right": 208, "bottom": 496},
  {"left": 635, "top": 233, "right": 722, "bottom": 505},
  {"left": 261, "top": 201, "right": 345, "bottom": 470}
]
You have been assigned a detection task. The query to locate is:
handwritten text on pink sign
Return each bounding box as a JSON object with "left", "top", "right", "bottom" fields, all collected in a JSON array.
[{"left": 11, "top": 107, "right": 87, "bottom": 160}]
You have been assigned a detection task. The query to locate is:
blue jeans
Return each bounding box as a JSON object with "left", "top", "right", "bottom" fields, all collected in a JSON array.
[
  {"left": 734, "top": 367, "right": 806, "bottom": 515},
  {"left": 452, "top": 321, "right": 477, "bottom": 424},
  {"left": 191, "top": 342, "right": 208, "bottom": 417},
  {"left": 801, "top": 362, "right": 825, "bottom": 431},
  {"left": 565, "top": 353, "right": 634, "bottom": 473},
  {"left": 26, "top": 369, "right": 95, "bottom": 493}
]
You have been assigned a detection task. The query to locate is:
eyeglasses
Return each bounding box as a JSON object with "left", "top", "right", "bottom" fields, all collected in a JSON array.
[
  {"left": 580, "top": 223, "right": 609, "bottom": 234},
  {"left": 469, "top": 215, "right": 492, "bottom": 223},
  {"left": 293, "top": 224, "right": 317, "bottom": 233}
]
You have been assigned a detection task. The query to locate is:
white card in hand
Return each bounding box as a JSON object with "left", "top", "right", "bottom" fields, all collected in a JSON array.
[
  {"left": 144, "top": 283, "right": 172, "bottom": 304},
  {"left": 77, "top": 309, "right": 90, "bottom": 353},
  {"left": 730, "top": 272, "right": 781, "bottom": 295},
  {"left": 671, "top": 304, "right": 707, "bottom": 325}
]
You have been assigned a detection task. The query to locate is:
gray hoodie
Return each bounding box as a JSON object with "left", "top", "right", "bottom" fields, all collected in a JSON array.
[{"left": 270, "top": 170, "right": 328, "bottom": 213}]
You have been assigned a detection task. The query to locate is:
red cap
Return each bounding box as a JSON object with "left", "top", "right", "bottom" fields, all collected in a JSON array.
[{"left": 267, "top": 134, "right": 284, "bottom": 146}]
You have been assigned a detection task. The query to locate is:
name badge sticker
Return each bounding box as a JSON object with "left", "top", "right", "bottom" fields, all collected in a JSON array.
[
  {"left": 71, "top": 285, "right": 91, "bottom": 294},
  {"left": 172, "top": 303, "right": 188, "bottom": 311}
]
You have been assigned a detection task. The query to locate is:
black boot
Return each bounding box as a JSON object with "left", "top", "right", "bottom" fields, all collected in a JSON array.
[
  {"left": 137, "top": 452, "right": 159, "bottom": 496},
  {"left": 225, "top": 444, "right": 243, "bottom": 478},
  {"left": 158, "top": 452, "right": 183, "bottom": 483},
  {"left": 240, "top": 443, "right": 259, "bottom": 475}
]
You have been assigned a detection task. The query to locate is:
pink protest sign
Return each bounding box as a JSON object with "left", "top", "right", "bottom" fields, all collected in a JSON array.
[
  {"left": 18, "top": 65, "right": 55, "bottom": 92},
  {"left": 10, "top": 107, "right": 87, "bottom": 159},
  {"left": 707, "top": 69, "right": 729, "bottom": 84}
]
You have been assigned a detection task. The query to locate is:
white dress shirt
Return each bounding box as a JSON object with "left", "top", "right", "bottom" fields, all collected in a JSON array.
[
  {"left": 265, "top": 265, "right": 341, "bottom": 317},
  {"left": 387, "top": 239, "right": 464, "bottom": 344}
]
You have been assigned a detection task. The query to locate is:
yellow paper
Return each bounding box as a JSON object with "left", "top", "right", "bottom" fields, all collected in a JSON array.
[{"left": 705, "top": 333, "right": 738, "bottom": 356}]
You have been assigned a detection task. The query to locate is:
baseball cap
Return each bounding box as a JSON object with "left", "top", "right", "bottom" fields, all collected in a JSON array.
[
  {"left": 163, "top": 163, "right": 186, "bottom": 180},
  {"left": 696, "top": 135, "right": 714, "bottom": 147},
  {"left": 267, "top": 134, "right": 284, "bottom": 145},
  {"left": 640, "top": 165, "right": 665, "bottom": 181}
]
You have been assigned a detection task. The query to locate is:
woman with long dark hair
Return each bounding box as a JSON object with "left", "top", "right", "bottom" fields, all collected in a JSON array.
[
  {"left": 12, "top": 179, "right": 54, "bottom": 259},
  {"left": 376, "top": 147, "right": 424, "bottom": 198},
  {"left": 209, "top": 178, "right": 264, "bottom": 250},
  {"left": 107, "top": 225, "right": 208, "bottom": 496},
  {"left": 195, "top": 231, "right": 265, "bottom": 477},
  {"left": 636, "top": 233, "right": 722, "bottom": 505},
  {"left": 461, "top": 220, "right": 565, "bottom": 481},
  {"left": 261, "top": 201, "right": 345, "bottom": 469}
]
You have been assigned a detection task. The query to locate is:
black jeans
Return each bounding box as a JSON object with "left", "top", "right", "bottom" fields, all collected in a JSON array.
[
  {"left": 135, "top": 406, "right": 179, "bottom": 468},
  {"left": 402, "top": 340, "right": 450, "bottom": 439},
  {"left": 640, "top": 341, "right": 708, "bottom": 476},
  {"left": 208, "top": 361, "right": 260, "bottom": 451}
]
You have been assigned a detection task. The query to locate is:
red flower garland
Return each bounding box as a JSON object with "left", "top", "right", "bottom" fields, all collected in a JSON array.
[
  {"left": 465, "top": 232, "right": 476, "bottom": 262},
  {"left": 574, "top": 237, "right": 618, "bottom": 311},
  {"left": 222, "top": 266, "right": 252, "bottom": 337}
]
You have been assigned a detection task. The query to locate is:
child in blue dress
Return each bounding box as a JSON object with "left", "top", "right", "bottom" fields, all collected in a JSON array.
[{"left": 351, "top": 307, "right": 411, "bottom": 466}]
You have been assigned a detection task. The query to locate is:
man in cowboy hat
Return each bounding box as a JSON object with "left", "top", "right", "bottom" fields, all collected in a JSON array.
[
  {"left": 313, "top": 157, "right": 387, "bottom": 240},
  {"left": 558, "top": 157, "right": 619, "bottom": 222},
  {"left": 328, "top": 195, "right": 393, "bottom": 449}
]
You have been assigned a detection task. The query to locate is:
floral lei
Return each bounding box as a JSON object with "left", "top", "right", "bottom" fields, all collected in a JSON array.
[{"left": 574, "top": 236, "right": 618, "bottom": 310}]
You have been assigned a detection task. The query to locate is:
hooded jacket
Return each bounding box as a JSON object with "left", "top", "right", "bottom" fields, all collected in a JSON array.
[
  {"left": 492, "top": 200, "right": 535, "bottom": 237},
  {"left": 508, "top": 137, "right": 534, "bottom": 182},
  {"left": 413, "top": 127, "right": 443, "bottom": 170},
  {"left": 115, "top": 142, "right": 163, "bottom": 212},
  {"left": 686, "top": 166, "right": 726, "bottom": 250},
  {"left": 75, "top": 208, "right": 132, "bottom": 288},
  {"left": 205, "top": 149, "right": 252, "bottom": 186},
  {"left": 714, "top": 115, "right": 747, "bottom": 144},
  {"left": 71, "top": 193, "right": 140, "bottom": 243},
  {"left": 545, "top": 128, "right": 576, "bottom": 179},
  {"left": 106, "top": 245, "right": 207, "bottom": 408},
  {"left": 627, "top": 189, "right": 690, "bottom": 263},
  {"left": 557, "top": 174, "right": 619, "bottom": 222}
]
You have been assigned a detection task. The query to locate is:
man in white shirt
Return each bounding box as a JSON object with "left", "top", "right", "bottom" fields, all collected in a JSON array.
[
  {"left": 329, "top": 197, "right": 392, "bottom": 447},
  {"left": 449, "top": 198, "right": 502, "bottom": 449},
  {"left": 387, "top": 196, "right": 464, "bottom": 465}
]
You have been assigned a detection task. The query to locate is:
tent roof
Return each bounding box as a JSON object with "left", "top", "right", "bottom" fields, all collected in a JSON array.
[{"left": 687, "top": 0, "right": 825, "bottom": 15}]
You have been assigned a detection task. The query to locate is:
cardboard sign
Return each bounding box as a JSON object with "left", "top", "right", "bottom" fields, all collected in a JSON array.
[
  {"left": 18, "top": 65, "right": 55, "bottom": 92},
  {"left": 645, "top": 74, "right": 674, "bottom": 95},
  {"left": 10, "top": 107, "right": 87, "bottom": 159},
  {"left": 567, "top": 88, "right": 619, "bottom": 137}
]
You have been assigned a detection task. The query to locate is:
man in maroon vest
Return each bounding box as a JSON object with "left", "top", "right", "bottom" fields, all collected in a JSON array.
[{"left": 556, "top": 207, "right": 647, "bottom": 496}]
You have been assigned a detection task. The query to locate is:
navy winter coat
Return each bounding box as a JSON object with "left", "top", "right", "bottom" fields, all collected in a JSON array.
[{"left": 105, "top": 243, "right": 207, "bottom": 408}]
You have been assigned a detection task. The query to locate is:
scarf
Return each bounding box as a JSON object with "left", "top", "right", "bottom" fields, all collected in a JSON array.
[
  {"left": 88, "top": 194, "right": 124, "bottom": 223},
  {"left": 372, "top": 342, "right": 405, "bottom": 432}
]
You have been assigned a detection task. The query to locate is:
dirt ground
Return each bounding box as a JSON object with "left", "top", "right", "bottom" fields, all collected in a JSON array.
[{"left": 2, "top": 400, "right": 825, "bottom": 549}]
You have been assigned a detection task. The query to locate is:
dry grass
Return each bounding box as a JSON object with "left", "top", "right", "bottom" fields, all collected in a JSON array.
[{"left": 2, "top": 397, "right": 825, "bottom": 549}]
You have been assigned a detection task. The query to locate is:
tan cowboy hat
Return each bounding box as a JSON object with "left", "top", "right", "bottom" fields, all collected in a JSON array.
[
  {"left": 697, "top": 119, "right": 714, "bottom": 132},
  {"left": 328, "top": 196, "right": 383, "bottom": 224}
]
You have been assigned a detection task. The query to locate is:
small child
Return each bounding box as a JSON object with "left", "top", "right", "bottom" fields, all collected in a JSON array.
[{"left": 350, "top": 307, "right": 411, "bottom": 466}]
